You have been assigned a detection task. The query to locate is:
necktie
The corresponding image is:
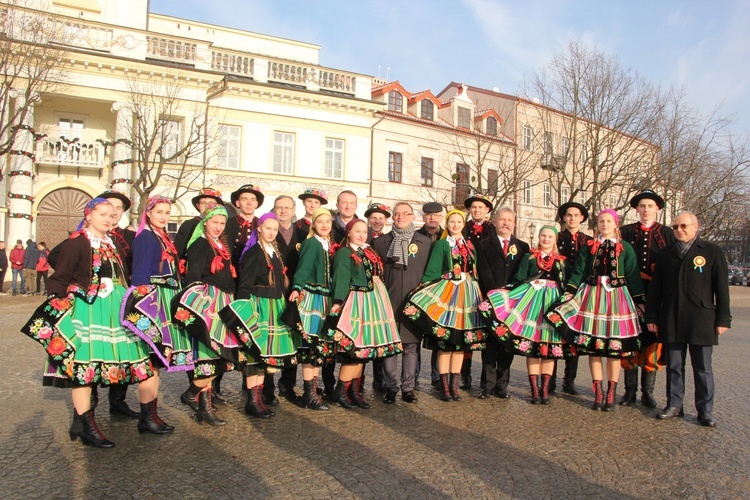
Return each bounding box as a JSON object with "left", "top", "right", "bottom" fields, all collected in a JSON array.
[{"left": 502, "top": 239, "right": 509, "bottom": 256}]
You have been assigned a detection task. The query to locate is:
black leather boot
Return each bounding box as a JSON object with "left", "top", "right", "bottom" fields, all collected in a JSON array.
[
  {"left": 90, "top": 385, "right": 99, "bottom": 411},
  {"left": 641, "top": 370, "right": 658, "bottom": 408},
  {"left": 449, "top": 373, "right": 462, "bottom": 401},
  {"left": 301, "top": 377, "right": 329, "bottom": 410},
  {"left": 439, "top": 374, "right": 452, "bottom": 402},
  {"left": 195, "top": 389, "right": 226, "bottom": 426},
  {"left": 211, "top": 374, "right": 228, "bottom": 405},
  {"left": 528, "top": 375, "right": 540, "bottom": 404},
  {"left": 109, "top": 384, "right": 139, "bottom": 418},
  {"left": 591, "top": 380, "right": 603, "bottom": 410},
  {"left": 138, "top": 398, "right": 174, "bottom": 434},
  {"left": 540, "top": 374, "right": 552, "bottom": 405},
  {"left": 257, "top": 385, "right": 276, "bottom": 416},
  {"left": 332, "top": 380, "right": 356, "bottom": 409},
  {"left": 619, "top": 369, "right": 638, "bottom": 406},
  {"left": 602, "top": 381, "right": 618, "bottom": 411},
  {"left": 348, "top": 377, "right": 371, "bottom": 409},
  {"left": 180, "top": 383, "right": 202, "bottom": 411},
  {"left": 71, "top": 409, "right": 115, "bottom": 448},
  {"left": 245, "top": 387, "right": 271, "bottom": 419}
]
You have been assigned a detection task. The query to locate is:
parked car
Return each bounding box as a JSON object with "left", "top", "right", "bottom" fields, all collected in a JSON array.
[{"left": 729, "top": 266, "right": 745, "bottom": 285}]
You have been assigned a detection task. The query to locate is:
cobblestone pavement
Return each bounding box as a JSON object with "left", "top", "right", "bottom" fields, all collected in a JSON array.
[{"left": 1, "top": 288, "right": 749, "bottom": 499}]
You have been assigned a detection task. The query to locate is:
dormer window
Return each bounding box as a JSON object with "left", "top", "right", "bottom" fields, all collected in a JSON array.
[
  {"left": 457, "top": 107, "right": 471, "bottom": 129},
  {"left": 486, "top": 116, "right": 497, "bottom": 135},
  {"left": 421, "top": 100, "right": 434, "bottom": 120},
  {"left": 388, "top": 91, "right": 403, "bottom": 113}
]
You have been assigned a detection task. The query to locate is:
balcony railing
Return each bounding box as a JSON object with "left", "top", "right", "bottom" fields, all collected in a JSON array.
[
  {"left": 319, "top": 70, "right": 356, "bottom": 93},
  {"left": 36, "top": 136, "right": 105, "bottom": 168},
  {"left": 146, "top": 35, "right": 197, "bottom": 64},
  {"left": 54, "top": 20, "right": 113, "bottom": 52},
  {"left": 211, "top": 50, "right": 253, "bottom": 77}
]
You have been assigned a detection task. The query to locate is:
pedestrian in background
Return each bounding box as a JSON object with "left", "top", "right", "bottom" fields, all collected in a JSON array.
[
  {"left": 35, "top": 242, "right": 50, "bottom": 295},
  {"left": 0, "top": 241, "right": 8, "bottom": 295},
  {"left": 23, "top": 239, "right": 39, "bottom": 295},
  {"left": 10, "top": 239, "right": 25, "bottom": 295}
]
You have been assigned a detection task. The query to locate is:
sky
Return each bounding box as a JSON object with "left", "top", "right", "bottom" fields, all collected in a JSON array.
[{"left": 149, "top": 0, "right": 750, "bottom": 135}]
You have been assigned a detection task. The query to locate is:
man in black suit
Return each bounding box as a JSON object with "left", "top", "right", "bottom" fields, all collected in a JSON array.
[
  {"left": 475, "top": 207, "right": 530, "bottom": 399},
  {"left": 647, "top": 212, "right": 731, "bottom": 427},
  {"left": 373, "top": 202, "right": 432, "bottom": 404},
  {"left": 271, "top": 194, "right": 302, "bottom": 402}
]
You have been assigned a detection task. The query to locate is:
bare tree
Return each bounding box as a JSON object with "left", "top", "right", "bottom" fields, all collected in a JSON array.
[
  {"left": 521, "top": 40, "right": 663, "bottom": 224},
  {"left": 122, "top": 74, "right": 218, "bottom": 216},
  {"left": 0, "top": 1, "right": 73, "bottom": 161}
]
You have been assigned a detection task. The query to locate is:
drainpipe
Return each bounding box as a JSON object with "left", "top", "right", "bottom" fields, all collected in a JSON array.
[{"left": 368, "top": 112, "right": 386, "bottom": 201}]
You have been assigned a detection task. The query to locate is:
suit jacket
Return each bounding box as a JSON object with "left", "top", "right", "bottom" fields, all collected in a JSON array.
[
  {"left": 373, "top": 231, "right": 432, "bottom": 343},
  {"left": 275, "top": 224, "right": 301, "bottom": 279},
  {"left": 475, "top": 235, "right": 530, "bottom": 294},
  {"left": 646, "top": 237, "right": 731, "bottom": 345}
]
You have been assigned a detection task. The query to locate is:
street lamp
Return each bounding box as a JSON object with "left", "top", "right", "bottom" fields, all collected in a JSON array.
[{"left": 528, "top": 220, "right": 537, "bottom": 246}]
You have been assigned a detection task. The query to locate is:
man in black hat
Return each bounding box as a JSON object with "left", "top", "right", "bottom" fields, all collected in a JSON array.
[
  {"left": 416, "top": 201, "right": 445, "bottom": 388},
  {"left": 174, "top": 188, "right": 224, "bottom": 263},
  {"left": 226, "top": 184, "right": 264, "bottom": 270},
  {"left": 417, "top": 201, "right": 444, "bottom": 245},
  {"left": 365, "top": 202, "right": 391, "bottom": 241},
  {"left": 296, "top": 189, "right": 328, "bottom": 241},
  {"left": 460, "top": 194, "right": 496, "bottom": 389},
  {"left": 619, "top": 190, "right": 675, "bottom": 408},
  {"left": 551, "top": 201, "right": 593, "bottom": 395}
]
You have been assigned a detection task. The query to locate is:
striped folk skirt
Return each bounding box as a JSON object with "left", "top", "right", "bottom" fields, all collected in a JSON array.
[
  {"left": 296, "top": 290, "right": 332, "bottom": 366},
  {"left": 331, "top": 278, "right": 402, "bottom": 361},
  {"left": 220, "top": 296, "right": 301, "bottom": 370},
  {"left": 546, "top": 282, "right": 641, "bottom": 358},
  {"left": 404, "top": 275, "right": 486, "bottom": 351},
  {"left": 172, "top": 282, "right": 239, "bottom": 379},
  {"left": 482, "top": 280, "right": 572, "bottom": 359}
]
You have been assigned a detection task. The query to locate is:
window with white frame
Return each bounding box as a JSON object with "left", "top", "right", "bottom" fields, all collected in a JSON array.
[
  {"left": 217, "top": 124, "right": 241, "bottom": 170},
  {"left": 523, "top": 180, "right": 533, "bottom": 205},
  {"left": 561, "top": 136, "right": 570, "bottom": 158},
  {"left": 578, "top": 142, "right": 588, "bottom": 164},
  {"left": 160, "top": 119, "right": 181, "bottom": 160},
  {"left": 561, "top": 185, "right": 570, "bottom": 203},
  {"left": 457, "top": 107, "right": 471, "bottom": 129},
  {"left": 58, "top": 117, "right": 84, "bottom": 139},
  {"left": 388, "top": 152, "right": 402, "bottom": 183},
  {"left": 324, "top": 138, "right": 344, "bottom": 179},
  {"left": 273, "top": 131, "right": 294, "bottom": 174},
  {"left": 421, "top": 157, "right": 434, "bottom": 187},
  {"left": 421, "top": 100, "right": 434, "bottom": 120},
  {"left": 388, "top": 91, "right": 403, "bottom": 113},
  {"left": 543, "top": 183, "right": 552, "bottom": 207},
  {"left": 579, "top": 189, "right": 588, "bottom": 204},
  {"left": 523, "top": 126, "right": 533, "bottom": 151}
]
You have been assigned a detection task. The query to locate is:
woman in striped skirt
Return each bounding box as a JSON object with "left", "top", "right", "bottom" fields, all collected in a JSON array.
[
  {"left": 547, "top": 209, "right": 644, "bottom": 411},
  {"left": 403, "top": 209, "right": 486, "bottom": 402},
  {"left": 220, "top": 213, "right": 301, "bottom": 418},
  {"left": 481, "top": 225, "right": 571, "bottom": 404},
  {"left": 287, "top": 207, "right": 336, "bottom": 411},
  {"left": 172, "top": 203, "right": 240, "bottom": 426},
  {"left": 328, "top": 219, "right": 402, "bottom": 409}
]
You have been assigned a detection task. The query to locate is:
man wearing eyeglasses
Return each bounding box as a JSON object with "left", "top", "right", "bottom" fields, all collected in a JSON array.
[
  {"left": 646, "top": 212, "right": 730, "bottom": 427},
  {"left": 618, "top": 190, "right": 675, "bottom": 409},
  {"left": 373, "top": 202, "right": 432, "bottom": 404}
]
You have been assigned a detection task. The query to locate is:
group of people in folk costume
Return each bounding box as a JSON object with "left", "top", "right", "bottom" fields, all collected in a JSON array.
[{"left": 20, "top": 184, "right": 731, "bottom": 448}]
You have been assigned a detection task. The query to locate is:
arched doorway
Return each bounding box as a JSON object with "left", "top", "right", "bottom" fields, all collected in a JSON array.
[{"left": 36, "top": 188, "right": 92, "bottom": 248}]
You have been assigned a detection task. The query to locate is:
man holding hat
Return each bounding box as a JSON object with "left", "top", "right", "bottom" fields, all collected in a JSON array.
[
  {"left": 226, "top": 184, "right": 264, "bottom": 270},
  {"left": 174, "top": 187, "right": 224, "bottom": 262},
  {"left": 296, "top": 189, "right": 328, "bottom": 241},
  {"left": 417, "top": 202, "right": 444, "bottom": 245},
  {"left": 550, "top": 201, "right": 593, "bottom": 395},
  {"left": 365, "top": 202, "right": 391, "bottom": 241},
  {"left": 619, "top": 190, "right": 675, "bottom": 408},
  {"left": 460, "top": 194, "right": 496, "bottom": 389}
]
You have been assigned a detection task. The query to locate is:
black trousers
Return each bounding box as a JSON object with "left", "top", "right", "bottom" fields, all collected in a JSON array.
[
  {"left": 481, "top": 335, "right": 514, "bottom": 393},
  {"left": 665, "top": 342, "right": 714, "bottom": 414}
]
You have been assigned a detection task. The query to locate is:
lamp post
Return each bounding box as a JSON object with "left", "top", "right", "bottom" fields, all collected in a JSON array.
[{"left": 528, "top": 220, "right": 537, "bottom": 246}]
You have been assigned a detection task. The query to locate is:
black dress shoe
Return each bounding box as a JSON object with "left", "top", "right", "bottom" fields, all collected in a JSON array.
[
  {"left": 383, "top": 390, "right": 397, "bottom": 404},
  {"left": 402, "top": 391, "right": 418, "bottom": 403},
  {"left": 478, "top": 390, "right": 492, "bottom": 399},
  {"left": 211, "top": 390, "right": 229, "bottom": 405},
  {"left": 494, "top": 390, "right": 510, "bottom": 399},
  {"left": 656, "top": 406, "right": 684, "bottom": 419},
  {"left": 562, "top": 382, "right": 579, "bottom": 395},
  {"left": 698, "top": 412, "right": 717, "bottom": 427},
  {"left": 459, "top": 375, "right": 472, "bottom": 390},
  {"left": 110, "top": 399, "right": 140, "bottom": 419},
  {"left": 263, "top": 394, "right": 280, "bottom": 406},
  {"left": 278, "top": 384, "right": 300, "bottom": 403}
]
